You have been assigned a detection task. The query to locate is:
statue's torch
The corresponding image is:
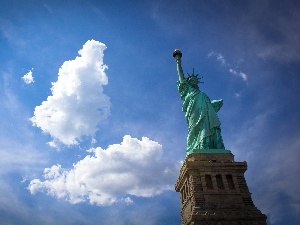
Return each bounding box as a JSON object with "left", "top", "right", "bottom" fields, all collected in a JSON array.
[
  {"left": 173, "top": 49, "right": 182, "bottom": 61},
  {"left": 173, "top": 49, "right": 184, "bottom": 82}
]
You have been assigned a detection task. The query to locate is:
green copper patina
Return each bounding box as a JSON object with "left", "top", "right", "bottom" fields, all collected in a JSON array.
[{"left": 173, "top": 49, "right": 230, "bottom": 155}]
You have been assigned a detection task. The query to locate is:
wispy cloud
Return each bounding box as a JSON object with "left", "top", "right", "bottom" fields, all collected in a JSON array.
[
  {"left": 208, "top": 52, "right": 248, "bottom": 83},
  {"left": 21, "top": 68, "right": 34, "bottom": 84},
  {"left": 0, "top": 20, "right": 27, "bottom": 48},
  {"left": 28, "top": 135, "right": 178, "bottom": 206},
  {"left": 257, "top": 135, "right": 300, "bottom": 224},
  {"left": 227, "top": 108, "right": 300, "bottom": 224},
  {"left": 43, "top": 4, "right": 52, "bottom": 14},
  {"left": 0, "top": 71, "right": 46, "bottom": 174},
  {"left": 30, "top": 40, "right": 110, "bottom": 148},
  {"left": 250, "top": 3, "right": 300, "bottom": 63}
]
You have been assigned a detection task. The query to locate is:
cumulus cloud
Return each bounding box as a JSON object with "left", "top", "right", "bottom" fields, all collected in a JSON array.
[
  {"left": 28, "top": 135, "right": 178, "bottom": 206},
  {"left": 30, "top": 40, "right": 110, "bottom": 147},
  {"left": 21, "top": 68, "right": 35, "bottom": 84},
  {"left": 208, "top": 52, "right": 248, "bottom": 82}
]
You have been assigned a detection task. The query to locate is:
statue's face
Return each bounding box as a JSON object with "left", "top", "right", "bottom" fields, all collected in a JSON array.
[{"left": 188, "top": 77, "right": 199, "bottom": 89}]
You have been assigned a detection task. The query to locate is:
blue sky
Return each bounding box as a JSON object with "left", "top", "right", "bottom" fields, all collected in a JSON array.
[{"left": 0, "top": 0, "right": 299, "bottom": 224}]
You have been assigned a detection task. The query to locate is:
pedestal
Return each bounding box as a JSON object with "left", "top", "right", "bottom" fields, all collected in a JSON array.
[{"left": 174, "top": 152, "right": 267, "bottom": 225}]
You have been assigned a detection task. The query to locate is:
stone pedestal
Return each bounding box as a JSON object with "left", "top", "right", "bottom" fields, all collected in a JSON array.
[{"left": 174, "top": 152, "right": 267, "bottom": 225}]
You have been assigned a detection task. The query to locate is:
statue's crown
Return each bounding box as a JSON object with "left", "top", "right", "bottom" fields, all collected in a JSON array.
[{"left": 187, "top": 68, "right": 204, "bottom": 85}]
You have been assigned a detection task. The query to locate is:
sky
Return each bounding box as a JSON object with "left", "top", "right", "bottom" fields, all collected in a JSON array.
[{"left": 0, "top": 0, "right": 299, "bottom": 224}]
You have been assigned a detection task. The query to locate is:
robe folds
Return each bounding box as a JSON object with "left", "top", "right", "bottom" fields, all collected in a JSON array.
[{"left": 177, "top": 80, "right": 225, "bottom": 153}]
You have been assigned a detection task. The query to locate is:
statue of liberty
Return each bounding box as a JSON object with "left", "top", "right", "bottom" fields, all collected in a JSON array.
[{"left": 173, "top": 49, "right": 226, "bottom": 154}]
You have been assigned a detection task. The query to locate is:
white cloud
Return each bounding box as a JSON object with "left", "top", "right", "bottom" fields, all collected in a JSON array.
[
  {"left": 208, "top": 51, "right": 248, "bottom": 82},
  {"left": 30, "top": 40, "right": 110, "bottom": 147},
  {"left": 21, "top": 68, "right": 35, "bottom": 84},
  {"left": 229, "top": 68, "right": 248, "bottom": 82},
  {"left": 216, "top": 53, "right": 226, "bottom": 65},
  {"left": 28, "top": 135, "right": 178, "bottom": 206},
  {"left": 208, "top": 52, "right": 226, "bottom": 65},
  {"left": 234, "top": 92, "right": 241, "bottom": 98},
  {"left": 122, "top": 197, "right": 134, "bottom": 205}
]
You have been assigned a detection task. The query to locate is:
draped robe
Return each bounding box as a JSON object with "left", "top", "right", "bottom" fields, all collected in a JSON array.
[{"left": 177, "top": 80, "right": 225, "bottom": 153}]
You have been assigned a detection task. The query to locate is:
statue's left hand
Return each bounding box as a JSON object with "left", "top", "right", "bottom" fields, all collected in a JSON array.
[{"left": 211, "top": 99, "right": 223, "bottom": 112}]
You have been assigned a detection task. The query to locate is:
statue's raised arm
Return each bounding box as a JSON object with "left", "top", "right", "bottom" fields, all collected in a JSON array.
[
  {"left": 173, "top": 49, "right": 185, "bottom": 83},
  {"left": 173, "top": 49, "right": 226, "bottom": 155}
]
